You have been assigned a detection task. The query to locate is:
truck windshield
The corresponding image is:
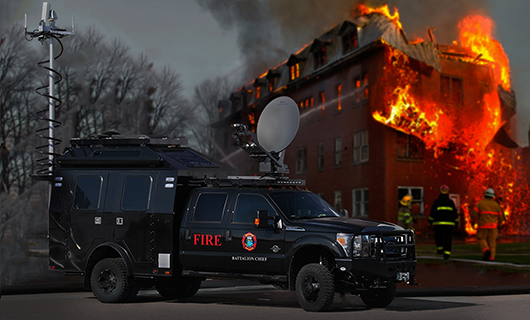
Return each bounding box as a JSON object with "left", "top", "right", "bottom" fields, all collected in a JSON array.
[{"left": 270, "top": 192, "right": 340, "bottom": 219}]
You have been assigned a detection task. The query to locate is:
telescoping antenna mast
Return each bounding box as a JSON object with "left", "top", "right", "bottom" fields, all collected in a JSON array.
[{"left": 25, "top": 2, "right": 74, "bottom": 179}]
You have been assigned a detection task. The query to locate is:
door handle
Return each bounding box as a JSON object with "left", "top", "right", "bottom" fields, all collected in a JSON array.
[
  {"left": 225, "top": 230, "right": 232, "bottom": 241},
  {"left": 185, "top": 229, "right": 191, "bottom": 240}
]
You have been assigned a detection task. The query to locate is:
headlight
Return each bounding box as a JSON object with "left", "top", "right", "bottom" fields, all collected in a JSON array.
[
  {"left": 353, "top": 235, "right": 371, "bottom": 257},
  {"left": 336, "top": 233, "right": 353, "bottom": 257}
]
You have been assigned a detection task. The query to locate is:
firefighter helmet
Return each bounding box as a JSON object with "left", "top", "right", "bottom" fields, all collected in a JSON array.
[
  {"left": 400, "top": 194, "right": 412, "bottom": 206},
  {"left": 440, "top": 184, "right": 449, "bottom": 194},
  {"left": 485, "top": 188, "right": 495, "bottom": 198}
]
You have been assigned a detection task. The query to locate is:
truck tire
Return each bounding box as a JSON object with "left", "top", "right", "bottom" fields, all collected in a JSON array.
[
  {"left": 295, "top": 263, "right": 335, "bottom": 312},
  {"left": 156, "top": 278, "right": 202, "bottom": 300},
  {"left": 90, "top": 258, "right": 139, "bottom": 303},
  {"left": 360, "top": 280, "right": 396, "bottom": 308}
]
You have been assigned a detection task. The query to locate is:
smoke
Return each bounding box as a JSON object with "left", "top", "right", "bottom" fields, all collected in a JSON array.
[{"left": 197, "top": 0, "right": 490, "bottom": 82}]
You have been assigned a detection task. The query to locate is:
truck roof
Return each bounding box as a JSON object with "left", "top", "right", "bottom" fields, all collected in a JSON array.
[{"left": 56, "top": 134, "right": 239, "bottom": 179}]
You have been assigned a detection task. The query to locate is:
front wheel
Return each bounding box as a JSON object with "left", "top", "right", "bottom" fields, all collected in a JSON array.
[
  {"left": 295, "top": 263, "right": 335, "bottom": 312},
  {"left": 90, "top": 258, "right": 138, "bottom": 303},
  {"left": 360, "top": 280, "right": 396, "bottom": 308},
  {"left": 156, "top": 277, "right": 202, "bottom": 300}
]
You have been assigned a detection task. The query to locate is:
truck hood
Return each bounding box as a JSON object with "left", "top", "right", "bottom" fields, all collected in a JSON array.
[{"left": 289, "top": 217, "right": 403, "bottom": 233}]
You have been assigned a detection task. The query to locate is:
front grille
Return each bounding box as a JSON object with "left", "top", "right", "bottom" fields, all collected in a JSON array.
[{"left": 353, "top": 230, "right": 415, "bottom": 261}]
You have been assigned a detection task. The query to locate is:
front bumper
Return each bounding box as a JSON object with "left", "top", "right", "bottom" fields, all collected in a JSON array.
[{"left": 336, "top": 258, "right": 416, "bottom": 279}]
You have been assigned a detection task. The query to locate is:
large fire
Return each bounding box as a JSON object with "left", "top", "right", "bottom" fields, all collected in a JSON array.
[{"left": 366, "top": 5, "right": 529, "bottom": 235}]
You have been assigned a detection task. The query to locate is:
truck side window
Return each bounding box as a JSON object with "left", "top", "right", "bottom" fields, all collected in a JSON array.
[
  {"left": 233, "top": 194, "right": 276, "bottom": 224},
  {"left": 121, "top": 175, "right": 153, "bottom": 211},
  {"left": 73, "top": 175, "right": 103, "bottom": 210},
  {"left": 193, "top": 193, "right": 227, "bottom": 222}
]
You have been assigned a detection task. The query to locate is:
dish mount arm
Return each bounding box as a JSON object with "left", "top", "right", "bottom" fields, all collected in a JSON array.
[{"left": 232, "top": 123, "right": 289, "bottom": 176}]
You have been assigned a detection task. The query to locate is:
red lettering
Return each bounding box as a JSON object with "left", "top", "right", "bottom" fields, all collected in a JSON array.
[
  {"left": 206, "top": 234, "right": 214, "bottom": 246},
  {"left": 214, "top": 235, "right": 222, "bottom": 246},
  {"left": 193, "top": 233, "right": 223, "bottom": 246}
]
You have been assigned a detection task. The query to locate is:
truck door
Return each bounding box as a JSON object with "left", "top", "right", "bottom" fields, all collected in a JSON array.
[
  {"left": 180, "top": 190, "right": 230, "bottom": 272},
  {"left": 67, "top": 173, "right": 109, "bottom": 267},
  {"left": 223, "top": 192, "right": 285, "bottom": 274}
]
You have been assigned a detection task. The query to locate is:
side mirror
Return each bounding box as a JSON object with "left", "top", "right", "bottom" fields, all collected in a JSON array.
[
  {"left": 254, "top": 210, "right": 271, "bottom": 228},
  {"left": 340, "top": 209, "right": 349, "bottom": 217}
]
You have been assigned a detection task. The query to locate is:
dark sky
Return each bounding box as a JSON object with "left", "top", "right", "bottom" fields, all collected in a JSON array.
[{"left": 4, "top": 0, "right": 530, "bottom": 145}]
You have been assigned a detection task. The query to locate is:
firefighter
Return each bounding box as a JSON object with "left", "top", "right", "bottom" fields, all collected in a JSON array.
[
  {"left": 429, "top": 185, "right": 458, "bottom": 260},
  {"left": 398, "top": 194, "right": 414, "bottom": 231},
  {"left": 471, "top": 188, "right": 505, "bottom": 261}
]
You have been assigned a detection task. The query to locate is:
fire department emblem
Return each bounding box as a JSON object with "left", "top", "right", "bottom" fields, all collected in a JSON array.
[{"left": 242, "top": 232, "right": 257, "bottom": 252}]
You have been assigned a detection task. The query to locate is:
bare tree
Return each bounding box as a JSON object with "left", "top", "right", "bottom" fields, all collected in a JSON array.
[{"left": 191, "top": 76, "right": 236, "bottom": 156}]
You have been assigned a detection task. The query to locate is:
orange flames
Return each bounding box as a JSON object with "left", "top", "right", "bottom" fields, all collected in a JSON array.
[
  {"left": 366, "top": 6, "right": 529, "bottom": 235},
  {"left": 458, "top": 15, "right": 511, "bottom": 91},
  {"left": 359, "top": 4, "right": 402, "bottom": 29}
]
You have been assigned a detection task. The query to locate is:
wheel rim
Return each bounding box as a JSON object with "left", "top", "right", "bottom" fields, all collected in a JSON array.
[
  {"left": 97, "top": 268, "right": 117, "bottom": 294},
  {"left": 301, "top": 275, "right": 320, "bottom": 302}
]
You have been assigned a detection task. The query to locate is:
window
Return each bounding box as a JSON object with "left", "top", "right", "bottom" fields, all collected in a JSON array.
[
  {"left": 318, "top": 142, "right": 325, "bottom": 171},
  {"left": 334, "top": 191, "right": 342, "bottom": 212},
  {"left": 255, "top": 86, "right": 261, "bottom": 100},
  {"left": 233, "top": 194, "right": 276, "bottom": 224},
  {"left": 290, "top": 63, "right": 300, "bottom": 80},
  {"left": 336, "top": 84, "right": 343, "bottom": 111},
  {"left": 353, "top": 188, "right": 369, "bottom": 217},
  {"left": 193, "top": 193, "right": 227, "bottom": 222},
  {"left": 398, "top": 187, "right": 424, "bottom": 217},
  {"left": 269, "top": 77, "right": 275, "bottom": 93},
  {"left": 314, "top": 45, "right": 327, "bottom": 69},
  {"left": 397, "top": 132, "right": 424, "bottom": 159},
  {"left": 299, "top": 96, "right": 314, "bottom": 123},
  {"left": 353, "top": 73, "right": 369, "bottom": 105},
  {"left": 441, "top": 75, "right": 462, "bottom": 106},
  {"left": 296, "top": 147, "right": 307, "bottom": 174},
  {"left": 342, "top": 30, "right": 358, "bottom": 54},
  {"left": 122, "top": 175, "right": 153, "bottom": 211},
  {"left": 318, "top": 91, "right": 326, "bottom": 117},
  {"left": 353, "top": 131, "right": 369, "bottom": 163},
  {"left": 73, "top": 175, "right": 103, "bottom": 210},
  {"left": 334, "top": 137, "right": 342, "bottom": 167}
]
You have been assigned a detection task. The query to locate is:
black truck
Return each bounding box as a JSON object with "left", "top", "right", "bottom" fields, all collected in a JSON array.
[{"left": 47, "top": 131, "right": 416, "bottom": 311}]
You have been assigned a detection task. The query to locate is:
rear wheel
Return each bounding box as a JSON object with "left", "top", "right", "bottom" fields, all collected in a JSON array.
[
  {"left": 360, "top": 280, "right": 396, "bottom": 308},
  {"left": 90, "top": 258, "right": 138, "bottom": 303},
  {"left": 295, "top": 263, "right": 335, "bottom": 312},
  {"left": 156, "top": 277, "right": 202, "bottom": 300}
]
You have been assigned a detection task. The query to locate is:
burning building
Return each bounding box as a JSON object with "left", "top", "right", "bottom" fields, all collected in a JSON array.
[{"left": 213, "top": 5, "right": 529, "bottom": 235}]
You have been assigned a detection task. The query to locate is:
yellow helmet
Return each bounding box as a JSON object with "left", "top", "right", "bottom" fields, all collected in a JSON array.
[{"left": 400, "top": 195, "right": 412, "bottom": 206}]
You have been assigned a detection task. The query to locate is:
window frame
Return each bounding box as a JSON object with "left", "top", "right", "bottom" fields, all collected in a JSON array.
[
  {"left": 191, "top": 192, "right": 228, "bottom": 223},
  {"left": 398, "top": 186, "right": 424, "bottom": 217},
  {"left": 317, "top": 142, "right": 325, "bottom": 171},
  {"left": 73, "top": 175, "right": 103, "bottom": 211},
  {"left": 352, "top": 188, "right": 369, "bottom": 218},
  {"left": 396, "top": 131, "right": 424, "bottom": 160},
  {"left": 121, "top": 175, "right": 153, "bottom": 212},
  {"left": 353, "top": 73, "right": 369, "bottom": 106},
  {"left": 334, "top": 137, "right": 342, "bottom": 168},
  {"left": 232, "top": 193, "right": 277, "bottom": 225},
  {"left": 353, "top": 131, "right": 369, "bottom": 163},
  {"left": 296, "top": 147, "right": 308, "bottom": 174}
]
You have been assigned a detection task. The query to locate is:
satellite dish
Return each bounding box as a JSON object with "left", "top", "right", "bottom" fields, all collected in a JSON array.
[{"left": 257, "top": 96, "right": 300, "bottom": 153}]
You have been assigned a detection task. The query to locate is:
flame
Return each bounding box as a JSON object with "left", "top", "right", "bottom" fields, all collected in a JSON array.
[
  {"left": 359, "top": 4, "right": 402, "bottom": 30},
  {"left": 459, "top": 15, "right": 511, "bottom": 91},
  {"left": 370, "top": 11, "right": 529, "bottom": 235}
]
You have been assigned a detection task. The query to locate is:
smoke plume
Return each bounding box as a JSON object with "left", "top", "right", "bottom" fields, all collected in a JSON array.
[{"left": 197, "top": 0, "right": 490, "bottom": 82}]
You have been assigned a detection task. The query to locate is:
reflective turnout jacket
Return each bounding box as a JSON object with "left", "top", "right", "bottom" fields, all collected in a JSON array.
[
  {"left": 471, "top": 198, "right": 504, "bottom": 229},
  {"left": 398, "top": 205, "right": 413, "bottom": 230},
  {"left": 429, "top": 194, "right": 458, "bottom": 227}
]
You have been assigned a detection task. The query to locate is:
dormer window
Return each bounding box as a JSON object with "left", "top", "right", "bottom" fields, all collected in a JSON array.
[
  {"left": 290, "top": 63, "right": 300, "bottom": 80},
  {"left": 255, "top": 86, "right": 261, "bottom": 100},
  {"left": 310, "top": 39, "right": 329, "bottom": 70},
  {"left": 269, "top": 78, "right": 275, "bottom": 92},
  {"left": 314, "top": 45, "right": 326, "bottom": 69},
  {"left": 338, "top": 21, "right": 359, "bottom": 54},
  {"left": 342, "top": 30, "right": 358, "bottom": 54}
]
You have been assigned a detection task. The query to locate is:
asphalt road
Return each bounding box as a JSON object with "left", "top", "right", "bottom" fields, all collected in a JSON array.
[{"left": 1, "top": 281, "right": 529, "bottom": 320}]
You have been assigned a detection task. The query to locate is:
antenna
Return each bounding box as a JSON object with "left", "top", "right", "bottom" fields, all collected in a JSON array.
[
  {"left": 232, "top": 96, "right": 300, "bottom": 176},
  {"left": 25, "top": 2, "right": 74, "bottom": 179}
]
